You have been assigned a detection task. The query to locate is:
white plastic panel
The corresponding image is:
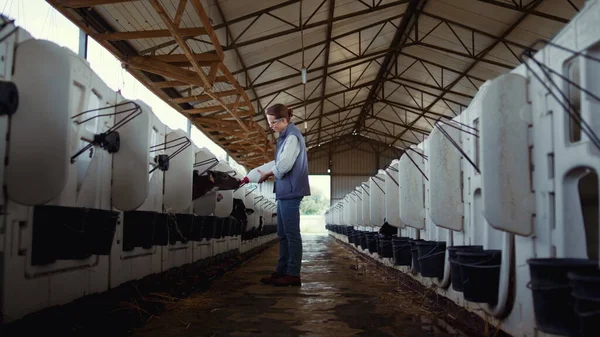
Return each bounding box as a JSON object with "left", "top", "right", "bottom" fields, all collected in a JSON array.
[
  {"left": 111, "top": 99, "right": 152, "bottom": 211},
  {"left": 163, "top": 129, "right": 193, "bottom": 213},
  {"left": 480, "top": 73, "right": 533, "bottom": 236},
  {"left": 355, "top": 187, "right": 363, "bottom": 226},
  {"left": 341, "top": 199, "right": 349, "bottom": 226},
  {"left": 245, "top": 191, "right": 258, "bottom": 228},
  {"left": 398, "top": 151, "right": 426, "bottom": 229},
  {"left": 0, "top": 23, "right": 24, "bottom": 207},
  {"left": 215, "top": 161, "right": 233, "bottom": 174},
  {"left": 7, "top": 40, "right": 76, "bottom": 205},
  {"left": 428, "top": 126, "right": 464, "bottom": 231},
  {"left": 233, "top": 186, "right": 245, "bottom": 199},
  {"left": 195, "top": 147, "right": 217, "bottom": 175},
  {"left": 384, "top": 160, "right": 402, "bottom": 228},
  {"left": 214, "top": 190, "right": 233, "bottom": 218},
  {"left": 347, "top": 194, "right": 357, "bottom": 225},
  {"left": 370, "top": 171, "right": 386, "bottom": 226},
  {"left": 332, "top": 206, "right": 339, "bottom": 225},
  {"left": 192, "top": 148, "right": 218, "bottom": 214},
  {"left": 2, "top": 35, "right": 113, "bottom": 323},
  {"left": 213, "top": 161, "right": 234, "bottom": 218},
  {"left": 254, "top": 197, "right": 266, "bottom": 224},
  {"left": 361, "top": 183, "right": 371, "bottom": 226},
  {"left": 137, "top": 113, "right": 166, "bottom": 213},
  {"left": 233, "top": 170, "right": 245, "bottom": 199},
  {"left": 194, "top": 193, "right": 217, "bottom": 216},
  {"left": 66, "top": 75, "right": 116, "bottom": 210}
]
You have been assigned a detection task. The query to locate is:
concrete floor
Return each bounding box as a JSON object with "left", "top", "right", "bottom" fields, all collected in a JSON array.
[{"left": 133, "top": 235, "right": 470, "bottom": 337}]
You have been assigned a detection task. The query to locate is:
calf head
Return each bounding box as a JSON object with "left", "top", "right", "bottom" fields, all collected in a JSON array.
[
  {"left": 192, "top": 170, "right": 214, "bottom": 199},
  {"left": 231, "top": 198, "right": 248, "bottom": 223},
  {"left": 378, "top": 222, "right": 397, "bottom": 237},
  {"left": 208, "top": 170, "right": 241, "bottom": 190},
  {"left": 192, "top": 169, "right": 241, "bottom": 199}
]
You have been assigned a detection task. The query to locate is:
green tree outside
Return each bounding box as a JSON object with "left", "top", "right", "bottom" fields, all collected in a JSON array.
[{"left": 300, "top": 186, "right": 330, "bottom": 215}]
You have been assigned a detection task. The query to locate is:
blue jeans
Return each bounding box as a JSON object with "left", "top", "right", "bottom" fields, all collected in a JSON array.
[{"left": 276, "top": 197, "right": 303, "bottom": 277}]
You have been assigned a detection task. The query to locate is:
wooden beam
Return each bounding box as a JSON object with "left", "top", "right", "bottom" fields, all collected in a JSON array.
[
  {"left": 151, "top": 80, "right": 193, "bottom": 88},
  {"left": 207, "top": 62, "right": 221, "bottom": 85},
  {"left": 145, "top": 52, "right": 219, "bottom": 64},
  {"left": 212, "top": 108, "right": 254, "bottom": 118},
  {"left": 57, "top": 0, "right": 135, "bottom": 8},
  {"left": 150, "top": 76, "right": 229, "bottom": 88},
  {"left": 148, "top": 0, "right": 213, "bottom": 86},
  {"left": 51, "top": 0, "right": 273, "bottom": 163},
  {"left": 202, "top": 126, "right": 247, "bottom": 138},
  {"left": 125, "top": 56, "right": 205, "bottom": 86},
  {"left": 174, "top": 0, "right": 188, "bottom": 27},
  {"left": 189, "top": 0, "right": 224, "bottom": 59},
  {"left": 170, "top": 89, "right": 238, "bottom": 103},
  {"left": 215, "top": 58, "right": 275, "bottom": 152},
  {"left": 186, "top": 103, "right": 246, "bottom": 115},
  {"left": 92, "top": 27, "right": 206, "bottom": 40},
  {"left": 125, "top": 57, "right": 231, "bottom": 87},
  {"left": 194, "top": 117, "right": 249, "bottom": 128},
  {"left": 148, "top": 0, "right": 261, "bottom": 149}
]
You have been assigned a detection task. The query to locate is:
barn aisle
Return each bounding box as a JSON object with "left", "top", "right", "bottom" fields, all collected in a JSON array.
[{"left": 133, "top": 235, "right": 470, "bottom": 337}]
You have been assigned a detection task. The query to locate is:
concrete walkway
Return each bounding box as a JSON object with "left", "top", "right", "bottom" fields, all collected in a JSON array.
[{"left": 133, "top": 235, "right": 469, "bottom": 337}]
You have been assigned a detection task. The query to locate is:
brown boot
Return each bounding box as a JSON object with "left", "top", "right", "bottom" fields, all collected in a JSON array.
[
  {"left": 271, "top": 274, "right": 302, "bottom": 287},
  {"left": 260, "top": 272, "right": 284, "bottom": 284}
]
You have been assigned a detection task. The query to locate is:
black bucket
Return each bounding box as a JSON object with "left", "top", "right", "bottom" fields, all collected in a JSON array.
[
  {"left": 366, "top": 233, "right": 378, "bottom": 253},
  {"left": 152, "top": 213, "right": 169, "bottom": 246},
  {"left": 379, "top": 237, "right": 393, "bottom": 258},
  {"left": 348, "top": 230, "right": 356, "bottom": 244},
  {"left": 392, "top": 237, "right": 411, "bottom": 266},
  {"left": 527, "top": 258, "right": 598, "bottom": 336},
  {"left": 569, "top": 269, "right": 600, "bottom": 298},
  {"left": 417, "top": 241, "right": 447, "bottom": 279},
  {"left": 360, "top": 232, "right": 368, "bottom": 250},
  {"left": 122, "top": 210, "right": 158, "bottom": 251},
  {"left": 201, "top": 216, "right": 217, "bottom": 240},
  {"left": 221, "top": 218, "right": 231, "bottom": 237},
  {"left": 569, "top": 269, "right": 600, "bottom": 337},
  {"left": 410, "top": 239, "right": 425, "bottom": 273},
  {"left": 190, "top": 216, "right": 204, "bottom": 241},
  {"left": 84, "top": 208, "right": 119, "bottom": 256},
  {"left": 352, "top": 231, "right": 358, "bottom": 245},
  {"left": 213, "top": 219, "right": 224, "bottom": 239},
  {"left": 353, "top": 232, "right": 361, "bottom": 247},
  {"left": 448, "top": 245, "right": 484, "bottom": 292},
  {"left": 456, "top": 249, "right": 501, "bottom": 304},
  {"left": 572, "top": 293, "right": 600, "bottom": 337},
  {"left": 168, "top": 213, "right": 194, "bottom": 244}
]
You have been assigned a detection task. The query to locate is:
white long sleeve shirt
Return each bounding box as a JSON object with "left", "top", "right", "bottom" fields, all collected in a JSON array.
[{"left": 268, "top": 134, "right": 301, "bottom": 179}]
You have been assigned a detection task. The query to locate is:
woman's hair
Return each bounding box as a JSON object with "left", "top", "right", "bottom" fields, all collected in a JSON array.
[{"left": 266, "top": 103, "right": 293, "bottom": 121}]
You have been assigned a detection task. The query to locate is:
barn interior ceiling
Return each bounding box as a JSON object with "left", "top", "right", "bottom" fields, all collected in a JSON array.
[{"left": 47, "top": 0, "right": 582, "bottom": 169}]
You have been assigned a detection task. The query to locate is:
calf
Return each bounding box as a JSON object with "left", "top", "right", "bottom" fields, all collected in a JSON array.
[
  {"left": 378, "top": 222, "right": 398, "bottom": 238},
  {"left": 192, "top": 170, "right": 241, "bottom": 200},
  {"left": 230, "top": 198, "right": 256, "bottom": 239}
]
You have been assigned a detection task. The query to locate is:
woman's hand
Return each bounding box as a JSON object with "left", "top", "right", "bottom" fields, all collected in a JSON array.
[{"left": 257, "top": 169, "right": 273, "bottom": 183}]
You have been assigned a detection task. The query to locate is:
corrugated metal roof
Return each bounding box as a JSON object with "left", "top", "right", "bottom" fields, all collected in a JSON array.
[{"left": 48, "top": 0, "right": 582, "bottom": 168}]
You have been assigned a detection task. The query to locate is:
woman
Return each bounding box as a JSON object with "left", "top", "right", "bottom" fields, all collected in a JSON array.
[{"left": 256, "top": 103, "right": 310, "bottom": 287}]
